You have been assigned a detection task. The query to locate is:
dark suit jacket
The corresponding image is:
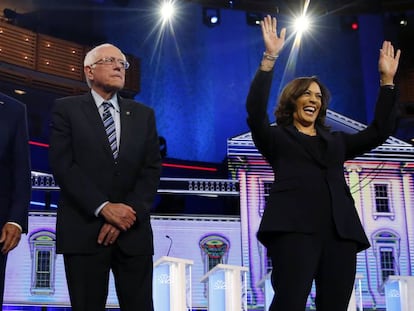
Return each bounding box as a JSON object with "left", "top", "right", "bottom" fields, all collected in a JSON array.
[
  {"left": 0, "top": 94, "right": 31, "bottom": 233},
  {"left": 246, "top": 70, "right": 398, "bottom": 252},
  {"left": 49, "top": 92, "right": 162, "bottom": 255}
]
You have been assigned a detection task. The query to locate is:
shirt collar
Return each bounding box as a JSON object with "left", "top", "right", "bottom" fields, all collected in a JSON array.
[{"left": 91, "top": 89, "right": 120, "bottom": 113}]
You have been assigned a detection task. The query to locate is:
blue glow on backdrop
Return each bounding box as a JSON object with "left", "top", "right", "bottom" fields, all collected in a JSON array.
[{"left": 99, "top": 1, "right": 382, "bottom": 162}]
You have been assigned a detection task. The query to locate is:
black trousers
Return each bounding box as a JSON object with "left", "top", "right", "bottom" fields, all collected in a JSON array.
[
  {"left": 63, "top": 244, "right": 153, "bottom": 311},
  {"left": 266, "top": 229, "right": 357, "bottom": 311}
]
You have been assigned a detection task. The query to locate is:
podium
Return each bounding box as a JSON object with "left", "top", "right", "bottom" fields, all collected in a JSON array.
[
  {"left": 256, "top": 271, "right": 273, "bottom": 311},
  {"left": 384, "top": 275, "right": 414, "bottom": 311},
  {"left": 347, "top": 274, "right": 363, "bottom": 311},
  {"left": 153, "top": 256, "right": 194, "bottom": 311},
  {"left": 200, "top": 263, "right": 249, "bottom": 311},
  {"left": 257, "top": 272, "right": 363, "bottom": 311}
]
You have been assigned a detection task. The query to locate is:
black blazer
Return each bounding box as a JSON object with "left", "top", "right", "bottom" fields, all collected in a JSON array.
[
  {"left": 246, "top": 70, "right": 398, "bottom": 252},
  {"left": 49, "top": 92, "right": 162, "bottom": 255},
  {"left": 0, "top": 95, "right": 31, "bottom": 233}
]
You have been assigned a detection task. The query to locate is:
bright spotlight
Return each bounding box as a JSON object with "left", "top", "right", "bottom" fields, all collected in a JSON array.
[
  {"left": 160, "top": 1, "right": 175, "bottom": 21},
  {"left": 294, "top": 15, "right": 310, "bottom": 34},
  {"left": 211, "top": 16, "right": 218, "bottom": 24},
  {"left": 203, "top": 7, "right": 220, "bottom": 27}
]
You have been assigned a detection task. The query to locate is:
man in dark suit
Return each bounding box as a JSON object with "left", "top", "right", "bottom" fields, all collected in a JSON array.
[
  {"left": 49, "top": 43, "right": 162, "bottom": 311},
  {"left": 0, "top": 93, "right": 31, "bottom": 308}
]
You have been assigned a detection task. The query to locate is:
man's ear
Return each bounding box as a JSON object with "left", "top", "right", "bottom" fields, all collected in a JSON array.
[{"left": 84, "top": 66, "right": 94, "bottom": 81}]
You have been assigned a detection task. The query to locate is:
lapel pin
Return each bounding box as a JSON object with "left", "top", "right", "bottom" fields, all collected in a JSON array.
[{"left": 126, "top": 111, "right": 131, "bottom": 116}]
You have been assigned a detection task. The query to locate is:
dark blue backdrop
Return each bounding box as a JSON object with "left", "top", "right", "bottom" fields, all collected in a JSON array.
[
  {"left": 9, "top": 1, "right": 405, "bottom": 166},
  {"left": 96, "top": 2, "right": 396, "bottom": 163}
]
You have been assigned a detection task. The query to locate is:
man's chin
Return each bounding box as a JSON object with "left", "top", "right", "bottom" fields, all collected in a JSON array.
[{"left": 104, "top": 84, "right": 124, "bottom": 92}]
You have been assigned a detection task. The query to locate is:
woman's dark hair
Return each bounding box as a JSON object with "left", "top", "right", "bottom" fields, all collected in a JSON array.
[{"left": 274, "top": 76, "right": 331, "bottom": 128}]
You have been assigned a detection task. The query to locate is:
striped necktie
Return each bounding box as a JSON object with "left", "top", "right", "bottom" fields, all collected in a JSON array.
[{"left": 102, "top": 102, "right": 118, "bottom": 159}]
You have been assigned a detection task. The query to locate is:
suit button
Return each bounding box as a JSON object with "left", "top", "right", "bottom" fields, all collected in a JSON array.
[
  {"left": 115, "top": 172, "right": 120, "bottom": 176},
  {"left": 114, "top": 161, "right": 118, "bottom": 165}
]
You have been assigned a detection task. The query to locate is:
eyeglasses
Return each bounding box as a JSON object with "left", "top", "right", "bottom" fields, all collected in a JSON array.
[{"left": 90, "top": 57, "right": 130, "bottom": 70}]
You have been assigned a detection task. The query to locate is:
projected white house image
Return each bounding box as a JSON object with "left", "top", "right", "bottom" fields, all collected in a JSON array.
[{"left": 3, "top": 109, "right": 414, "bottom": 310}]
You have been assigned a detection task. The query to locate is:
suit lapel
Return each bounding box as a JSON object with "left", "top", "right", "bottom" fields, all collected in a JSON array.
[
  {"left": 80, "top": 93, "right": 114, "bottom": 158},
  {"left": 317, "top": 126, "right": 336, "bottom": 165}
]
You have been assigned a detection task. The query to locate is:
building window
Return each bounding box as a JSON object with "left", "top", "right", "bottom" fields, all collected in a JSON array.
[
  {"left": 374, "top": 184, "right": 389, "bottom": 213},
  {"left": 35, "top": 250, "right": 51, "bottom": 288},
  {"left": 372, "top": 230, "right": 400, "bottom": 293},
  {"left": 258, "top": 181, "right": 273, "bottom": 217},
  {"left": 199, "top": 235, "right": 230, "bottom": 271},
  {"left": 380, "top": 247, "right": 395, "bottom": 283},
  {"left": 372, "top": 183, "right": 394, "bottom": 219},
  {"left": 29, "top": 231, "right": 56, "bottom": 295},
  {"left": 266, "top": 253, "right": 272, "bottom": 274},
  {"left": 263, "top": 182, "right": 272, "bottom": 198}
]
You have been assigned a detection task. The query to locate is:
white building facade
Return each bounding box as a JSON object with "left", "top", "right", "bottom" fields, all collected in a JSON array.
[
  {"left": 227, "top": 110, "right": 414, "bottom": 309},
  {"left": 3, "top": 110, "right": 414, "bottom": 310}
]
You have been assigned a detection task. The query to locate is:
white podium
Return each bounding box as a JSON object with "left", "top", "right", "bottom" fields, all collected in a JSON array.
[
  {"left": 256, "top": 271, "right": 273, "bottom": 311},
  {"left": 200, "top": 263, "right": 249, "bottom": 311},
  {"left": 384, "top": 275, "right": 414, "bottom": 311},
  {"left": 347, "top": 274, "right": 363, "bottom": 311},
  {"left": 153, "top": 256, "right": 194, "bottom": 311},
  {"left": 256, "top": 272, "right": 363, "bottom": 311}
]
